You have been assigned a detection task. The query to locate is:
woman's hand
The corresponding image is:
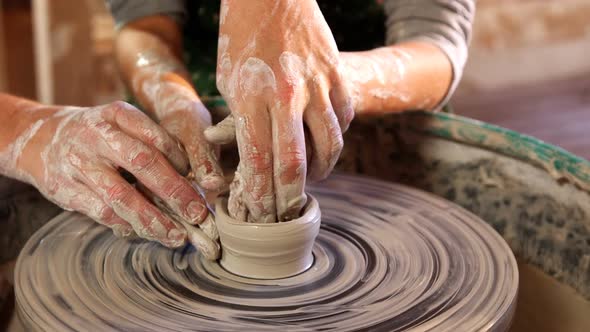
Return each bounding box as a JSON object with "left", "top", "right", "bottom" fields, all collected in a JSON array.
[
  {"left": 211, "top": 0, "right": 353, "bottom": 223},
  {"left": 115, "top": 16, "right": 226, "bottom": 193},
  {"left": 12, "top": 101, "right": 216, "bottom": 253}
]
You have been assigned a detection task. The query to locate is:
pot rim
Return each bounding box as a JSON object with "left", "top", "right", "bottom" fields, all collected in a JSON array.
[{"left": 214, "top": 194, "right": 320, "bottom": 227}]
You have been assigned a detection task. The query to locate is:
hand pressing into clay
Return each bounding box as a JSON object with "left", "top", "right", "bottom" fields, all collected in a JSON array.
[
  {"left": 12, "top": 101, "right": 218, "bottom": 255},
  {"left": 208, "top": 0, "right": 353, "bottom": 223},
  {"left": 115, "top": 16, "right": 225, "bottom": 193}
]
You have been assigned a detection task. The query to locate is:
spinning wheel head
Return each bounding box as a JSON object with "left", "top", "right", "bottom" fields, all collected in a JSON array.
[{"left": 15, "top": 174, "right": 518, "bottom": 331}]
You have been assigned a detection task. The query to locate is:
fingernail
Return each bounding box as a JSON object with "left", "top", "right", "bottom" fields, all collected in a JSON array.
[
  {"left": 187, "top": 201, "right": 207, "bottom": 224},
  {"left": 167, "top": 228, "right": 187, "bottom": 247}
]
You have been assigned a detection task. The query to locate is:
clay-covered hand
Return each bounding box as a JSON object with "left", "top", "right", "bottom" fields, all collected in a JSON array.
[
  {"left": 13, "top": 102, "right": 216, "bottom": 252},
  {"left": 115, "top": 16, "right": 226, "bottom": 193},
  {"left": 208, "top": 0, "right": 353, "bottom": 223}
]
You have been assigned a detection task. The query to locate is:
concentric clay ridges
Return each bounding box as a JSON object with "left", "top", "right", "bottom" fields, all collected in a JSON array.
[{"left": 14, "top": 174, "right": 518, "bottom": 331}]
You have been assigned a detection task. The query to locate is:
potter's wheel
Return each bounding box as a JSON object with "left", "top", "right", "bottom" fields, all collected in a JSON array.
[{"left": 15, "top": 174, "right": 518, "bottom": 331}]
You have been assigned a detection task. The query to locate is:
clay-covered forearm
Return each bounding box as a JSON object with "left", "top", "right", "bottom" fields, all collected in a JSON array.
[
  {"left": 0, "top": 94, "right": 39, "bottom": 148},
  {"left": 114, "top": 15, "right": 197, "bottom": 120},
  {"left": 383, "top": 0, "right": 475, "bottom": 109},
  {"left": 0, "top": 94, "right": 57, "bottom": 182},
  {"left": 341, "top": 41, "right": 452, "bottom": 114},
  {"left": 115, "top": 15, "right": 225, "bottom": 192}
]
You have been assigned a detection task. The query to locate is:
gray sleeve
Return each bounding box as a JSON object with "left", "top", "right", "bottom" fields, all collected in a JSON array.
[
  {"left": 383, "top": 0, "right": 475, "bottom": 110},
  {"left": 105, "top": 0, "right": 186, "bottom": 29}
]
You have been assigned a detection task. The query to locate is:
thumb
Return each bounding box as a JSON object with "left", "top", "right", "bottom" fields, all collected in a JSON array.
[
  {"left": 204, "top": 114, "right": 236, "bottom": 145},
  {"left": 160, "top": 110, "right": 227, "bottom": 192}
]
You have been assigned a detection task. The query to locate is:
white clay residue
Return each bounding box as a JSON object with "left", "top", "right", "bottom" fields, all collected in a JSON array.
[
  {"left": 279, "top": 51, "right": 310, "bottom": 85},
  {"left": 219, "top": 0, "right": 229, "bottom": 25},
  {"left": 0, "top": 118, "right": 45, "bottom": 184},
  {"left": 369, "top": 88, "right": 411, "bottom": 103},
  {"left": 217, "top": 34, "right": 230, "bottom": 55},
  {"left": 216, "top": 35, "right": 233, "bottom": 96},
  {"left": 238, "top": 57, "right": 277, "bottom": 97}
]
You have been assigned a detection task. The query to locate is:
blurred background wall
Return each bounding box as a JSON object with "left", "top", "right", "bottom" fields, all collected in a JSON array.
[
  {"left": 0, "top": 0, "right": 124, "bottom": 106},
  {"left": 456, "top": 0, "right": 590, "bottom": 97}
]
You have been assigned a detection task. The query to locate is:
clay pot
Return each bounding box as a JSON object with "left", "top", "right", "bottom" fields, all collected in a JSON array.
[{"left": 215, "top": 194, "right": 321, "bottom": 279}]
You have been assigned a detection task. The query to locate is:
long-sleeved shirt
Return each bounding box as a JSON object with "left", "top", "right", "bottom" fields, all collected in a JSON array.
[{"left": 106, "top": 0, "right": 475, "bottom": 107}]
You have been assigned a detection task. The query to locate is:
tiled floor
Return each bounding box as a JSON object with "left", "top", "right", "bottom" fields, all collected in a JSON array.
[{"left": 453, "top": 76, "right": 590, "bottom": 161}]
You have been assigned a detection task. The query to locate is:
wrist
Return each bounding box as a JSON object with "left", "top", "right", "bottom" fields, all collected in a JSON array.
[
  {"left": 135, "top": 69, "right": 206, "bottom": 122},
  {"left": 157, "top": 91, "right": 212, "bottom": 131},
  {"left": 0, "top": 94, "right": 56, "bottom": 148},
  {"left": 0, "top": 94, "right": 60, "bottom": 184},
  {"left": 115, "top": 19, "right": 193, "bottom": 119},
  {"left": 124, "top": 45, "right": 197, "bottom": 121},
  {"left": 14, "top": 104, "right": 79, "bottom": 185},
  {"left": 342, "top": 41, "right": 452, "bottom": 114}
]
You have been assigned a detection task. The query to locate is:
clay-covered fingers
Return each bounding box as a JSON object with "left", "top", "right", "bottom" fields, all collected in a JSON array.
[
  {"left": 101, "top": 101, "right": 189, "bottom": 175},
  {"left": 184, "top": 134, "right": 225, "bottom": 192},
  {"left": 329, "top": 73, "right": 355, "bottom": 133},
  {"left": 97, "top": 128, "right": 210, "bottom": 226},
  {"left": 230, "top": 109, "right": 276, "bottom": 223},
  {"left": 200, "top": 214, "right": 219, "bottom": 241},
  {"left": 141, "top": 184, "right": 220, "bottom": 260},
  {"left": 271, "top": 102, "right": 307, "bottom": 221},
  {"left": 204, "top": 114, "right": 236, "bottom": 145},
  {"left": 65, "top": 181, "right": 134, "bottom": 238},
  {"left": 79, "top": 165, "right": 187, "bottom": 248},
  {"left": 304, "top": 92, "right": 344, "bottom": 182},
  {"left": 184, "top": 221, "right": 220, "bottom": 260},
  {"left": 159, "top": 109, "right": 226, "bottom": 192}
]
